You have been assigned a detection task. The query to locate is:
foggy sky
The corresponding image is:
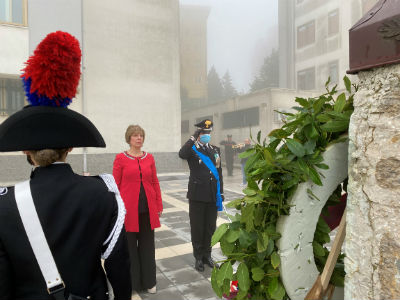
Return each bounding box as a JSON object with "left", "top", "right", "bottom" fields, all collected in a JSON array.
[{"left": 180, "top": 0, "right": 278, "bottom": 93}]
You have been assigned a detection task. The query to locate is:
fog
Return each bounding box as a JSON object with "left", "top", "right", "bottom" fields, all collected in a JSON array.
[{"left": 180, "top": 0, "right": 278, "bottom": 93}]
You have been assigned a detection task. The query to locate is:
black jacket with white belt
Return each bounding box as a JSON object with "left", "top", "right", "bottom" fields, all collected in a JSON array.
[{"left": 0, "top": 163, "right": 131, "bottom": 300}]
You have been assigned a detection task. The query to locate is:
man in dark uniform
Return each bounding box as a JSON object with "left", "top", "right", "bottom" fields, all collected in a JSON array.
[
  {"left": 0, "top": 31, "right": 131, "bottom": 300},
  {"left": 220, "top": 135, "right": 236, "bottom": 176},
  {"left": 179, "top": 119, "right": 224, "bottom": 272}
]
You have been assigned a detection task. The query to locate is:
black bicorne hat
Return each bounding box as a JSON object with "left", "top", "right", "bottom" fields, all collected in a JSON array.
[
  {"left": 0, "top": 31, "right": 106, "bottom": 152},
  {"left": 194, "top": 119, "right": 213, "bottom": 132},
  {"left": 0, "top": 106, "right": 105, "bottom": 151}
]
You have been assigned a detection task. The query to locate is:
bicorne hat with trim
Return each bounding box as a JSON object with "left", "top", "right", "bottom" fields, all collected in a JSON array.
[
  {"left": 194, "top": 119, "right": 213, "bottom": 132},
  {"left": 0, "top": 31, "right": 105, "bottom": 152}
]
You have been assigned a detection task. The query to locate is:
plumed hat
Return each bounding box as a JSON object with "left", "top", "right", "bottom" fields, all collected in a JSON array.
[
  {"left": 0, "top": 31, "right": 105, "bottom": 152},
  {"left": 194, "top": 119, "right": 213, "bottom": 132}
]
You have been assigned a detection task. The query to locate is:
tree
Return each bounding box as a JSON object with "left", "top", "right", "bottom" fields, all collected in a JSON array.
[
  {"left": 250, "top": 48, "right": 279, "bottom": 92},
  {"left": 207, "top": 66, "right": 224, "bottom": 104},
  {"left": 221, "top": 70, "right": 238, "bottom": 100}
]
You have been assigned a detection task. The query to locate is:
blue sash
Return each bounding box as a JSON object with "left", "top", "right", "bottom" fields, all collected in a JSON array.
[{"left": 192, "top": 144, "right": 223, "bottom": 211}]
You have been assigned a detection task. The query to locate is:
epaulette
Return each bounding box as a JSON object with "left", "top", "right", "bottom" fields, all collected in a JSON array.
[{"left": 0, "top": 187, "right": 8, "bottom": 196}]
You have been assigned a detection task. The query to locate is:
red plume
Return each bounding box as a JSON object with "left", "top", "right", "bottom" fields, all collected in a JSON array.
[{"left": 21, "top": 31, "right": 81, "bottom": 100}]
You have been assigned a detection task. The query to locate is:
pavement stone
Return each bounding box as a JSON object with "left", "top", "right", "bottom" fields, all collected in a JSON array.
[
  {"left": 129, "top": 168, "right": 245, "bottom": 300},
  {"left": 176, "top": 279, "right": 217, "bottom": 300}
]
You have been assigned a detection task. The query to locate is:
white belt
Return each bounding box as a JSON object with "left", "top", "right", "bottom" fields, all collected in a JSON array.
[{"left": 14, "top": 180, "right": 64, "bottom": 293}]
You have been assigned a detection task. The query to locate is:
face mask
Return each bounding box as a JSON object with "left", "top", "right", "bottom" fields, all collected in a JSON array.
[{"left": 200, "top": 134, "right": 211, "bottom": 144}]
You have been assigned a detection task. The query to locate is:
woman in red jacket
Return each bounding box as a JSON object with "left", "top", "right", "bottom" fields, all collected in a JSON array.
[{"left": 113, "top": 125, "right": 163, "bottom": 294}]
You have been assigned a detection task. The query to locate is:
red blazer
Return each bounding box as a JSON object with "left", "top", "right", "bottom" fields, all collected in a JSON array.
[{"left": 113, "top": 152, "right": 163, "bottom": 232}]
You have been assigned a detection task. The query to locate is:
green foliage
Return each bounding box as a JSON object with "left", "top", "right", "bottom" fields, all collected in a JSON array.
[
  {"left": 250, "top": 48, "right": 279, "bottom": 92},
  {"left": 222, "top": 70, "right": 238, "bottom": 100},
  {"left": 208, "top": 66, "right": 224, "bottom": 104},
  {"left": 210, "top": 76, "right": 355, "bottom": 299}
]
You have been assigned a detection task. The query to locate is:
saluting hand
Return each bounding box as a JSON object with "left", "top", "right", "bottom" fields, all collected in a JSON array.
[{"left": 192, "top": 129, "right": 202, "bottom": 140}]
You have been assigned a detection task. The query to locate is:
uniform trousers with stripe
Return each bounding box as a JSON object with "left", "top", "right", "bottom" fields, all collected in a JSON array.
[
  {"left": 126, "top": 213, "right": 156, "bottom": 291},
  {"left": 189, "top": 201, "right": 218, "bottom": 260}
]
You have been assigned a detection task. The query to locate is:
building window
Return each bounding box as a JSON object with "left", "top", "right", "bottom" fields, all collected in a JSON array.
[
  {"left": 181, "top": 120, "right": 189, "bottom": 133},
  {"left": 195, "top": 115, "right": 213, "bottom": 125},
  {"left": 0, "top": 0, "right": 27, "bottom": 25},
  {"left": 222, "top": 107, "right": 259, "bottom": 129},
  {"left": 328, "top": 61, "right": 339, "bottom": 85},
  {"left": 297, "top": 20, "right": 315, "bottom": 48},
  {"left": 0, "top": 78, "right": 26, "bottom": 116},
  {"left": 328, "top": 9, "right": 339, "bottom": 36},
  {"left": 297, "top": 68, "right": 315, "bottom": 90}
]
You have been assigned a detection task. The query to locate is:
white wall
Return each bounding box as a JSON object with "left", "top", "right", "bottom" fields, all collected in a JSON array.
[
  {"left": 83, "top": 0, "right": 181, "bottom": 154},
  {"left": 0, "top": 25, "right": 28, "bottom": 75},
  {"left": 26, "top": 0, "right": 181, "bottom": 155},
  {"left": 28, "top": 0, "right": 82, "bottom": 55}
]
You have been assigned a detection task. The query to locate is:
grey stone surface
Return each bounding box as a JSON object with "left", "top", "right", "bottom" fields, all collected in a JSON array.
[
  {"left": 176, "top": 279, "right": 216, "bottom": 300},
  {"left": 163, "top": 266, "right": 205, "bottom": 285},
  {"left": 155, "top": 230, "right": 178, "bottom": 240},
  {"left": 159, "top": 237, "right": 188, "bottom": 247},
  {"left": 346, "top": 64, "right": 400, "bottom": 300},
  {"left": 139, "top": 286, "right": 186, "bottom": 300},
  {"left": 154, "top": 272, "right": 174, "bottom": 291},
  {"left": 156, "top": 256, "right": 192, "bottom": 273}
]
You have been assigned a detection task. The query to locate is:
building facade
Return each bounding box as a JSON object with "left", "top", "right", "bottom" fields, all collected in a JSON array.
[
  {"left": 0, "top": 0, "right": 28, "bottom": 124},
  {"left": 279, "top": 0, "right": 379, "bottom": 91},
  {"left": 181, "top": 88, "right": 317, "bottom": 148},
  {"left": 179, "top": 4, "right": 210, "bottom": 110},
  {"left": 0, "top": 0, "right": 183, "bottom": 183}
]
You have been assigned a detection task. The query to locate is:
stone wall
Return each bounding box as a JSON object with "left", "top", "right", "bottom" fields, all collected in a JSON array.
[{"left": 345, "top": 64, "right": 400, "bottom": 299}]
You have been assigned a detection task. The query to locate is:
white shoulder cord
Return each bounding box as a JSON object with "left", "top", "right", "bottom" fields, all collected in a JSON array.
[
  {"left": 99, "top": 174, "right": 126, "bottom": 260},
  {"left": 14, "top": 180, "right": 64, "bottom": 293}
]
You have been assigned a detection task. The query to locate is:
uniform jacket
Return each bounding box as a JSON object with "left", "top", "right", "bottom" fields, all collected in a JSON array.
[
  {"left": 113, "top": 152, "right": 162, "bottom": 232},
  {"left": 0, "top": 163, "right": 131, "bottom": 300},
  {"left": 219, "top": 140, "right": 237, "bottom": 158},
  {"left": 178, "top": 139, "right": 224, "bottom": 203}
]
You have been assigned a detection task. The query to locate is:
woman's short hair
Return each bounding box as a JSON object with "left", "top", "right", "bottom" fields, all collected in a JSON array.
[
  {"left": 125, "top": 125, "right": 145, "bottom": 144},
  {"left": 29, "top": 148, "right": 69, "bottom": 167}
]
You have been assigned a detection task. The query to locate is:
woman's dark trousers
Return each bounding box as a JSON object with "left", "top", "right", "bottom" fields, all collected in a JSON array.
[{"left": 126, "top": 213, "right": 156, "bottom": 291}]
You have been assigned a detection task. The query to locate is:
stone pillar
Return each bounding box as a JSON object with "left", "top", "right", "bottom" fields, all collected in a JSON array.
[{"left": 346, "top": 64, "right": 400, "bottom": 300}]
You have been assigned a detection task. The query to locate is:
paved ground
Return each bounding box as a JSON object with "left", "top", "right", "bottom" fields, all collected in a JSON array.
[{"left": 131, "top": 168, "right": 245, "bottom": 300}]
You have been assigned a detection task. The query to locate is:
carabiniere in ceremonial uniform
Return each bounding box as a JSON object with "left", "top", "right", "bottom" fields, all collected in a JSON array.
[
  {"left": 178, "top": 119, "right": 224, "bottom": 272},
  {"left": 0, "top": 31, "right": 131, "bottom": 300}
]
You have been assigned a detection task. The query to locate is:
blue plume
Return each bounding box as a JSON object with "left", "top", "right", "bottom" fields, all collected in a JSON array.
[{"left": 22, "top": 77, "right": 72, "bottom": 107}]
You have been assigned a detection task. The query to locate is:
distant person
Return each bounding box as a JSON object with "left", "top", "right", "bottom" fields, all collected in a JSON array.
[
  {"left": 235, "top": 138, "right": 252, "bottom": 186},
  {"left": 0, "top": 31, "right": 131, "bottom": 300},
  {"left": 178, "top": 119, "right": 224, "bottom": 272},
  {"left": 220, "top": 134, "right": 236, "bottom": 176},
  {"left": 113, "top": 125, "right": 163, "bottom": 294}
]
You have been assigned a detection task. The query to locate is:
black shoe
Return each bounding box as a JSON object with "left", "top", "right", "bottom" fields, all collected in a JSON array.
[
  {"left": 202, "top": 257, "right": 215, "bottom": 268},
  {"left": 195, "top": 259, "right": 204, "bottom": 272}
]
